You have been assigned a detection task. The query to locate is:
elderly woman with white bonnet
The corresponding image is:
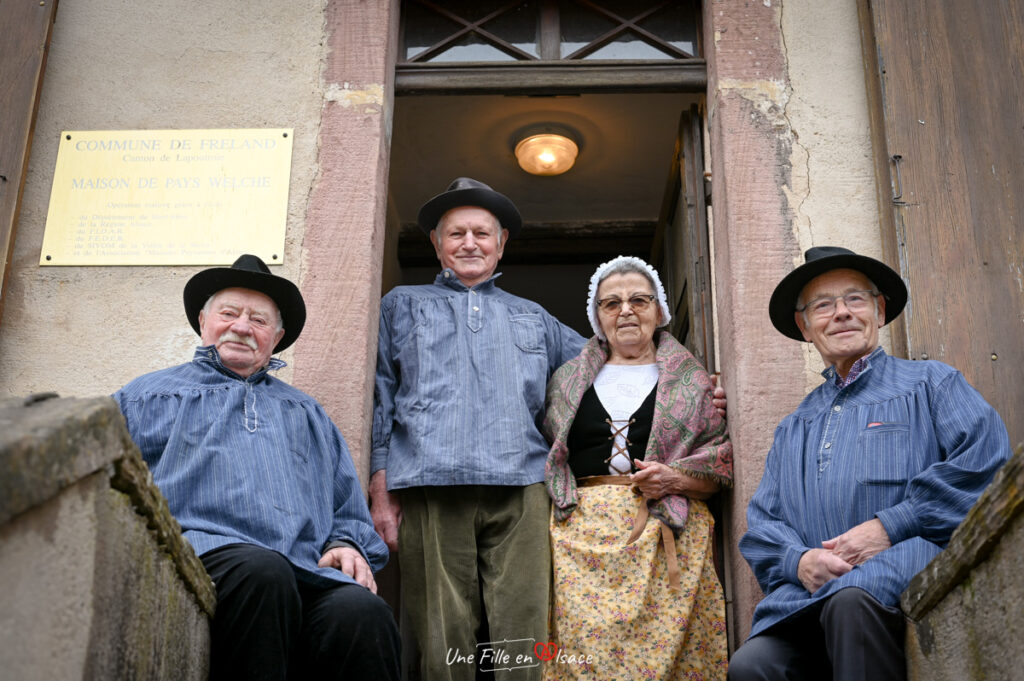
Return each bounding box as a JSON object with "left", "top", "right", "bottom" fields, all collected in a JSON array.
[{"left": 542, "top": 256, "right": 733, "bottom": 680}]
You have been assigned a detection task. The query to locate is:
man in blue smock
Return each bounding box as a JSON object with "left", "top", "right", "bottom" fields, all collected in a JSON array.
[
  {"left": 370, "top": 178, "right": 585, "bottom": 680},
  {"left": 115, "top": 254, "right": 400, "bottom": 681},
  {"left": 728, "top": 246, "right": 1011, "bottom": 681}
]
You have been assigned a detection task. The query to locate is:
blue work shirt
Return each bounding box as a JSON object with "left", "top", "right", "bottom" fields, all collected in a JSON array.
[
  {"left": 114, "top": 346, "right": 388, "bottom": 586},
  {"left": 740, "top": 347, "right": 1010, "bottom": 638},
  {"left": 372, "top": 270, "right": 586, "bottom": 489}
]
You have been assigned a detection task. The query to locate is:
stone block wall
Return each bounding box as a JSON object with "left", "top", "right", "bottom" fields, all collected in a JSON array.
[
  {"left": 0, "top": 395, "right": 215, "bottom": 680},
  {"left": 902, "top": 443, "right": 1024, "bottom": 680}
]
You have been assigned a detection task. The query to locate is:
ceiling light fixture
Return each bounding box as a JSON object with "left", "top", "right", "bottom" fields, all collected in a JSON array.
[{"left": 514, "top": 127, "right": 580, "bottom": 176}]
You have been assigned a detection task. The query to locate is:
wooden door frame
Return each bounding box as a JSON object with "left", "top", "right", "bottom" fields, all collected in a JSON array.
[{"left": 0, "top": 1, "right": 60, "bottom": 326}]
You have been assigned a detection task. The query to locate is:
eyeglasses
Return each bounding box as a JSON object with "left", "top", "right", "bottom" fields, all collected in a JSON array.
[
  {"left": 797, "top": 290, "right": 880, "bottom": 319},
  {"left": 596, "top": 294, "right": 657, "bottom": 315}
]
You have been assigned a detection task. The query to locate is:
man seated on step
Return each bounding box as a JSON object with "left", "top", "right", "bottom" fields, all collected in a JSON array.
[
  {"left": 114, "top": 254, "right": 400, "bottom": 681},
  {"left": 728, "top": 246, "right": 1010, "bottom": 681}
]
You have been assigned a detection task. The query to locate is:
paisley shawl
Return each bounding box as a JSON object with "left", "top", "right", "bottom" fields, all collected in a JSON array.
[{"left": 543, "top": 330, "right": 733, "bottom": 531}]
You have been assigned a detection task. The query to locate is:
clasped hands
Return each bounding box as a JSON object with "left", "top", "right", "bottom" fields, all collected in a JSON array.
[
  {"left": 629, "top": 460, "right": 720, "bottom": 500},
  {"left": 797, "top": 518, "right": 891, "bottom": 594}
]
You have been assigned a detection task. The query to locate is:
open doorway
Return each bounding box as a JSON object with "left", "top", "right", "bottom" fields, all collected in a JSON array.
[
  {"left": 374, "top": 5, "right": 718, "bottom": 673},
  {"left": 377, "top": 89, "right": 716, "bottom": 638}
]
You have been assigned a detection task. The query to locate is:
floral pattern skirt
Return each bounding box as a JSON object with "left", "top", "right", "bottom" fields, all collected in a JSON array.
[{"left": 543, "top": 484, "right": 727, "bottom": 680}]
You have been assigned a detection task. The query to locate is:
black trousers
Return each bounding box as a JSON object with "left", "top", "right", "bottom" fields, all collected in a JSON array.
[
  {"left": 728, "top": 587, "right": 906, "bottom": 681},
  {"left": 200, "top": 543, "right": 401, "bottom": 681}
]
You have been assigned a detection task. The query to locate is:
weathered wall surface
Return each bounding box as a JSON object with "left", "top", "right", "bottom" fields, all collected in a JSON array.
[
  {"left": 0, "top": 0, "right": 327, "bottom": 396},
  {"left": 779, "top": 0, "right": 890, "bottom": 392},
  {"left": 705, "top": 0, "right": 883, "bottom": 643},
  {"left": 902, "top": 445, "right": 1024, "bottom": 681},
  {"left": 0, "top": 395, "right": 214, "bottom": 680}
]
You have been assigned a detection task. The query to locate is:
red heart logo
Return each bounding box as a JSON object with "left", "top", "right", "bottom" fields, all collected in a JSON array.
[{"left": 534, "top": 641, "right": 558, "bottom": 661}]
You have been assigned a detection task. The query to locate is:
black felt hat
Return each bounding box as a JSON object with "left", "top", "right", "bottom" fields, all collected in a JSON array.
[
  {"left": 769, "top": 246, "right": 907, "bottom": 341},
  {"left": 417, "top": 177, "right": 522, "bottom": 237},
  {"left": 183, "top": 254, "right": 306, "bottom": 353}
]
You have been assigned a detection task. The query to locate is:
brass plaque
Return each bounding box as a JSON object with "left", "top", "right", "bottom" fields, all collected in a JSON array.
[{"left": 40, "top": 129, "right": 294, "bottom": 265}]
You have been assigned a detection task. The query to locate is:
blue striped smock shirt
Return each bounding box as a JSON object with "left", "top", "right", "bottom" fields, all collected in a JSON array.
[
  {"left": 372, "top": 270, "right": 586, "bottom": 489},
  {"left": 740, "top": 347, "right": 1010, "bottom": 638},
  {"left": 114, "top": 346, "right": 388, "bottom": 585}
]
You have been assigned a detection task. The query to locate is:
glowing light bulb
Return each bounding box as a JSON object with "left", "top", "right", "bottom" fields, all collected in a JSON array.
[{"left": 514, "top": 133, "right": 579, "bottom": 176}]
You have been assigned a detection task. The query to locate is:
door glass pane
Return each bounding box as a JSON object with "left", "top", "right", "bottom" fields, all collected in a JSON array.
[
  {"left": 639, "top": 4, "right": 698, "bottom": 57},
  {"left": 484, "top": 0, "right": 540, "bottom": 58},
  {"left": 403, "top": 2, "right": 463, "bottom": 61},
  {"left": 401, "top": 0, "right": 699, "bottom": 63},
  {"left": 559, "top": 0, "right": 618, "bottom": 58}
]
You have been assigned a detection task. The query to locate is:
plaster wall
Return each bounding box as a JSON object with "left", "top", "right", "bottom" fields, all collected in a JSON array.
[
  {"left": 780, "top": 0, "right": 889, "bottom": 395},
  {"left": 706, "top": 0, "right": 883, "bottom": 642},
  {"left": 0, "top": 0, "right": 327, "bottom": 397}
]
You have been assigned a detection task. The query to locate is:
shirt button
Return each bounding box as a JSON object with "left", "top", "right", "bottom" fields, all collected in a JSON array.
[
  {"left": 471, "top": 291, "right": 477, "bottom": 295},
  {"left": 473, "top": 306, "right": 479, "bottom": 311},
  {"left": 443, "top": 271, "right": 450, "bottom": 278},
  {"left": 824, "top": 442, "right": 832, "bottom": 449},
  {"left": 833, "top": 405, "right": 842, "bottom": 412}
]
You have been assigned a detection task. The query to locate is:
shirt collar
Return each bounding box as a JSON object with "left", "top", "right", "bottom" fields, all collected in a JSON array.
[
  {"left": 434, "top": 268, "right": 502, "bottom": 292},
  {"left": 192, "top": 345, "right": 286, "bottom": 381},
  {"left": 822, "top": 346, "right": 886, "bottom": 388}
]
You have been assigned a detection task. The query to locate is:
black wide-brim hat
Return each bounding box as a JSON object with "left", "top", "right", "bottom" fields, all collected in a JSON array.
[
  {"left": 183, "top": 254, "right": 306, "bottom": 353},
  {"left": 417, "top": 177, "right": 522, "bottom": 237},
  {"left": 769, "top": 246, "right": 907, "bottom": 341}
]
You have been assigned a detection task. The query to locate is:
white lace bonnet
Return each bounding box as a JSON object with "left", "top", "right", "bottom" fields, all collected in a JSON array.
[{"left": 586, "top": 255, "right": 672, "bottom": 340}]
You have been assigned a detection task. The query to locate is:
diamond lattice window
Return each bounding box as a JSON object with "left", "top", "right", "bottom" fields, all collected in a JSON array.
[{"left": 400, "top": 0, "right": 700, "bottom": 64}]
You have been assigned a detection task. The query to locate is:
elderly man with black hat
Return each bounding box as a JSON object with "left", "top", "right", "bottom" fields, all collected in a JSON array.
[
  {"left": 114, "top": 255, "right": 400, "bottom": 681},
  {"left": 728, "top": 246, "right": 1011, "bottom": 681},
  {"left": 370, "top": 178, "right": 586, "bottom": 680}
]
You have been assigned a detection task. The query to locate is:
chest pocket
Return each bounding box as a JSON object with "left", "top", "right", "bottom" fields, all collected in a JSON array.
[
  {"left": 510, "top": 313, "right": 545, "bottom": 354},
  {"left": 856, "top": 423, "right": 911, "bottom": 484}
]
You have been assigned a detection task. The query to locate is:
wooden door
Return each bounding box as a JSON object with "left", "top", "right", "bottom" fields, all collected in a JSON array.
[
  {"left": 651, "top": 102, "right": 735, "bottom": 646},
  {"left": 0, "top": 0, "right": 60, "bottom": 324},
  {"left": 652, "top": 105, "right": 715, "bottom": 371},
  {"left": 861, "top": 0, "right": 1024, "bottom": 447}
]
